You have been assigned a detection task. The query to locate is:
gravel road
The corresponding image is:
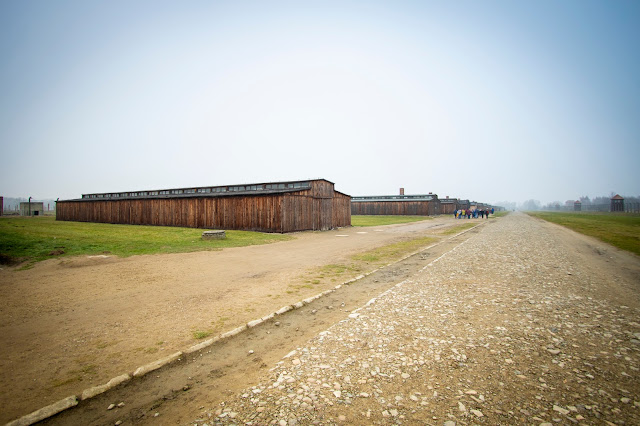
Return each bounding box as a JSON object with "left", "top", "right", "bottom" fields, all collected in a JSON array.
[{"left": 198, "top": 212, "right": 640, "bottom": 425}]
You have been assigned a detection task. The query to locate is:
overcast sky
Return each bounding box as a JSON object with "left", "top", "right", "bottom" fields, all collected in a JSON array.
[{"left": 1, "top": 0, "right": 638, "bottom": 205}]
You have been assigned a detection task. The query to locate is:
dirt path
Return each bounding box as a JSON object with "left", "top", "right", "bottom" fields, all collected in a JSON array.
[{"left": 0, "top": 216, "right": 465, "bottom": 424}]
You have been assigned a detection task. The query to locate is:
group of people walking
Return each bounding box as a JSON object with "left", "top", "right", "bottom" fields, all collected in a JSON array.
[{"left": 454, "top": 208, "right": 493, "bottom": 219}]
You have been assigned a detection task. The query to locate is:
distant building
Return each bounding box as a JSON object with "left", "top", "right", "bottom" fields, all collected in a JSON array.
[
  {"left": 56, "top": 179, "right": 350, "bottom": 233},
  {"left": 574, "top": 200, "right": 582, "bottom": 211},
  {"left": 20, "top": 201, "right": 44, "bottom": 216},
  {"left": 439, "top": 196, "right": 459, "bottom": 214},
  {"left": 457, "top": 199, "right": 471, "bottom": 210},
  {"left": 351, "top": 192, "right": 440, "bottom": 216},
  {"left": 611, "top": 194, "right": 624, "bottom": 212},
  {"left": 0, "top": 196, "right": 3, "bottom": 215}
]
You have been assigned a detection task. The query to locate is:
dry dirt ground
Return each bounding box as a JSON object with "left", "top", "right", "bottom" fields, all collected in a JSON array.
[{"left": 0, "top": 216, "right": 465, "bottom": 424}]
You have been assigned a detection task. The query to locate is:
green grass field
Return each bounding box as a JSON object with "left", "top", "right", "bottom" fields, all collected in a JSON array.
[
  {"left": 0, "top": 216, "right": 291, "bottom": 267},
  {"left": 527, "top": 212, "right": 640, "bottom": 256},
  {"left": 351, "top": 215, "right": 432, "bottom": 227},
  {"left": 440, "top": 223, "right": 477, "bottom": 235}
]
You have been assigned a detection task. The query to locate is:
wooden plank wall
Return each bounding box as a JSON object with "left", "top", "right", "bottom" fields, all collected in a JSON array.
[
  {"left": 332, "top": 192, "right": 352, "bottom": 228},
  {"left": 351, "top": 200, "right": 440, "bottom": 216},
  {"left": 57, "top": 196, "right": 287, "bottom": 232},
  {"left": 57, "top": 182, "right": 352, "bottom": 232},
  {"left": 439, "top": 202, "right": 458, "bottom": 214}
]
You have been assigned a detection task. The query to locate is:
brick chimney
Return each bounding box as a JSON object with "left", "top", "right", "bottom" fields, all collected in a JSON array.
[{"left": 400, "top": 188, "right": 405, "bottom": 195}]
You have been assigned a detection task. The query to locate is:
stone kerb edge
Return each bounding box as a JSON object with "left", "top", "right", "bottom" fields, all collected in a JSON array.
[
  {"left": 132, "top": 351, "right": 183, "bottom": 378},
  {"left": 81, "top": 374, "right": 131, "bottom": 401},
  {"left": 5, "top": 395, "right": 78, "bottom": 426}
]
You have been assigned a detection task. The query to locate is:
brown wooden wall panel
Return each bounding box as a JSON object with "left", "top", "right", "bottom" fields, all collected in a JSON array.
[
  {"left": 332, "top": 193, "right": 352, "bottom": 227},
  {"left": 440, "top": 203, "right": 457, "bottom": 214},
  {"left": 351, "top": 200, "right": 439, "bottom": 216}
]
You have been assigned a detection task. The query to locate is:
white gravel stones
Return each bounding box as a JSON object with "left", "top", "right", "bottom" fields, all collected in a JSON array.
[
  {"left": 194, "top": 213, "right": 640, "bottom": 425},
  {"left": 470, "top": 409, "right": 483, "bottom": 417}
]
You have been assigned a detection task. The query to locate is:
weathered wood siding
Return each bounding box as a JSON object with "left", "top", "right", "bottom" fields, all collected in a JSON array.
[
  {"left": 439, "top": 202, "right": 458, "bottom": 215},
  {"left": 457, "top": 200, "right": 470, "bottom": 210},
  {"left": 56, "top": 180, "right": 351, "bottom": 233},
  {"left": 332, "top": 192, "right": 352, "bottom": 228},
  {"left": 351, "top": 200, "right": 440, "bottom": 216}
]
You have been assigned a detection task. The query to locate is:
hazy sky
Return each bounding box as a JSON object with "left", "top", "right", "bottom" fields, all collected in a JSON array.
[{"left": 1, "top": 0, "right": 638, "bottom": 205}]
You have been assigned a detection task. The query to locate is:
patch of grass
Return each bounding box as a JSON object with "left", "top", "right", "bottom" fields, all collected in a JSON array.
[
  {"left": 319, "top": 264, "right": 356, "bottom": 275},
  {"left": 493, "top": 211, "right": 510, "bottom": 217},
  {"left": 81, "top": 364, "right": 97, "bottom": 375},
  {"left": 440, "top": 223, "right": 477, "bottom": 235},
  {"left": 193, "top": 330, "right": 213, "bottom": 340},
  {"left": 527, "top": 212, "right": 640, "bottom": 256},
  {"left": 302, "top": 236, "right": 438, "bottom": 287},
  {"left": 0, "top": 216, "right": 292, "bottom": 267},
  {"left": 351, "top": 215, "right": 432, "bottom": 227},
  {"left": 95, "top": 340, "right": 117, "bottom": 350},
  {"left": 210, "top": 316, "right": 230, "bottom": 331},
  {"left": 351, "top": 236, "right": 437, "bottom": 264}
]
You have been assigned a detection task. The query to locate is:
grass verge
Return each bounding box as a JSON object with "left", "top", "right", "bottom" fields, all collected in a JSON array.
[
  {"left": 351, "top": 236, "right": 438, "bottom": 263},
  {"left": 0, "top": 216, "right": 292, "bottom": 267},
  {"left": 296, "top": 235, "right": 438, "bottom": 292},
  {"left": 527, "top": 212, "right": 640, "bottom": 256},
  {"left": 440, "top": 223, "right": 478, "bottom": 235},
  {"left": 351, "top": 215, "right": 432, "bottom": 227}
]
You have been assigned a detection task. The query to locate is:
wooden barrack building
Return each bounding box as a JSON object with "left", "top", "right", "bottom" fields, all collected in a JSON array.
[
  {"left": 351, "top": 194, "right": 441, "bottom": 216},
  {"left": 439, "top": 197, "right": 458, "bottom": 215},
  {"left": 56, "top": 179, "right": 351, "bottom": 233}
]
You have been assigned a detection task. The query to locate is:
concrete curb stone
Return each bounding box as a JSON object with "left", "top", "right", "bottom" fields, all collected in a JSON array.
[
  {"left": 5, "top": 395, "right": 78, "bottom": 426},
  {"left": 132, "top": 352, "right": 183, "bottom": 378},
  {"left": 184, "top": 337, "right": 220, "bottom": 355},
  {"left": 81, "top": 374, "right": 131, "bottom": 400}
]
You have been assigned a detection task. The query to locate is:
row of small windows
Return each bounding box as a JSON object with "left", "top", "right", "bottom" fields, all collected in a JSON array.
[
  {"left": 352, "top": 195, "right": 431, "bottom": 200},
  {"left": 351, "top": 195, "right": 437, "bottom": 202},
  {"left": 82, "top": 182, "right": 311, "bottom": 199}
]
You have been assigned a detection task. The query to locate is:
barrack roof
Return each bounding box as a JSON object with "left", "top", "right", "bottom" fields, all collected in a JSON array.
[
  {"left": 62, "top": 179, "right": 345, "bottom": 202},
  {"left": 351, "top": 194, "right": 438, "bottom": 202}
]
